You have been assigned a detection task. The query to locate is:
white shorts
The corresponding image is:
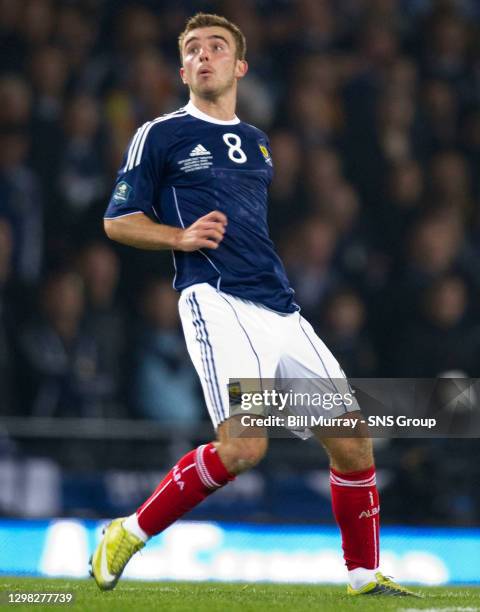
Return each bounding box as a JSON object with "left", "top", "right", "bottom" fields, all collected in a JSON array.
[{"left": 178, "top": 283, "right": 359, "bottom": 437}]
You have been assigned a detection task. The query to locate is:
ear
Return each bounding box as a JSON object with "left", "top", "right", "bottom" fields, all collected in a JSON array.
[
  {"left": 179, "top": 66, "right": 187, "bottom": 84},
  {"left": 235, "top": 59, "right": 248, "bottom": 79}
]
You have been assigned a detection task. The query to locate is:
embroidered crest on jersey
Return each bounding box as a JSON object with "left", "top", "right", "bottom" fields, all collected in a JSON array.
[
  {"left": 112, "top": 181, "right": 133, "bottom": 204},
  {"left": 258, "top": 143, "right": 272, "bottom": 166}
]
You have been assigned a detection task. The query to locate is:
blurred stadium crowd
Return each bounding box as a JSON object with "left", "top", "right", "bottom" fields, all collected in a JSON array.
[{"left": 1, "top": 0, "right": 480, "bottom": 523}]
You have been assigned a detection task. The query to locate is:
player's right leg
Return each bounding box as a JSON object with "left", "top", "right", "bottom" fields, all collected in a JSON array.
[
  {"left": 91, "top": 283, "right": 271, "bottom": 590},
  {"left": 90, "top": 419, "right": 267, "bottom": 590}
]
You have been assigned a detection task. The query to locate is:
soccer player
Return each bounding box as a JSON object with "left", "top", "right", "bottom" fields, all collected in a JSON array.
[{"left": 91, "top": 13, "right": 418, "bottom": 597}]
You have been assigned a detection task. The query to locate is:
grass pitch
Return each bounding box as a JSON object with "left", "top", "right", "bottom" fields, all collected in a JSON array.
[{"left": 0, "top": 578, "right": 479, "bottom": 611}]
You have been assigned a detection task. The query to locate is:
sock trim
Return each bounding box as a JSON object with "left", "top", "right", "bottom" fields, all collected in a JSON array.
[
  {"left": 330, "top": 473, "right": 376, "bottom": 487},
  {"left": 331, "top": 466, "right": 375, "bottom": 479},
  {"left": 330, "top": 467, "right": 376, "bottom": 488},
  {"left": 195, "top": 444, "right": 221, "bottom": 489}
]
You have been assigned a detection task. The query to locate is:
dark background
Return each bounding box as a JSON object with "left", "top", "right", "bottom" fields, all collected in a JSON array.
[{"left": 1, "top": 0, "right": 480, "bottom": 525}]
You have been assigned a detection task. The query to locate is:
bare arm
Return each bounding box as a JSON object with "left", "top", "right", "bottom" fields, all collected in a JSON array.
[{"left": 104, "top": 210, "right": 227, "bottom": 252}]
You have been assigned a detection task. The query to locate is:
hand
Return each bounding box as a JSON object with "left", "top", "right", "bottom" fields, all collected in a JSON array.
[{"left": 174, "top": 210, "right": 228, "bottom": 252}]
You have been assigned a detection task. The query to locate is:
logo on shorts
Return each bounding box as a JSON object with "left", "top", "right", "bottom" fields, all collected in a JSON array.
[
  {"left": 228, "top": 381, "right": 242, "bottom": 406},
  {"left": 113, "top": 181, "right": 133, "bottom": 204}
]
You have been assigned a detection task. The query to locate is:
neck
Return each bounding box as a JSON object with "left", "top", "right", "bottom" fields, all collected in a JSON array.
[{"left": 189, "top": 88, "right": 237, "bottom": 122}]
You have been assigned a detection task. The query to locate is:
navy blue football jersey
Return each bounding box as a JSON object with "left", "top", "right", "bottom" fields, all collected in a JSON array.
[{"left": 104, "top": 101, "right": 298, "bottom": 313}]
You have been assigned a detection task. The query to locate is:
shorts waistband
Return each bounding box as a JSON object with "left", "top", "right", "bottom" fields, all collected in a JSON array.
[{"left": 180, "top": 282, "right": 216, "bottom": 299}]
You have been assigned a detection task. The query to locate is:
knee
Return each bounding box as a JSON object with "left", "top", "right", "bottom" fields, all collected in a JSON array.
[
  {"left": 328, "top": 437, "right": 374, "bottom": 473},
  {"left": 216, "top": 437, "right": 268, "bottom": 475}
]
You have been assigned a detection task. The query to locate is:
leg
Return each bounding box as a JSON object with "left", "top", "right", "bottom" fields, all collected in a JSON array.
[
  {"left": 133, "top": 284, "right": 270, "bottom": 534},
  {"left": 319, "top": 427, "right": 421, "bottom": 598},
  {"left": 276, "top": 315, "right": 380, "bottom": 587},
  {"left": 314, "top": 417, "right": 380, "bottom": 589},
  {"left": 92, "top": 285, "right": 274, "bottom": 590},
  {"left": 91, "top": 418, "right": 267, "bottom": 590},
  {"left": 278, "top": 314, "right": 420, "bottom": 595},
  {"left": 317, "top": 420, "right": 374, "bottom": 473},
  {"left": 134, "top": 419, "right": 267, "bottom": 539},
  {"left": 215, "top": 419, "right": 268, "bottom": 475}
]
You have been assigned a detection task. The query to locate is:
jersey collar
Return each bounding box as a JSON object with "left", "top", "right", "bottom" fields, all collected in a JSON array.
[{"left": 185, "top": 100, "right": 240, "bottom": 125}]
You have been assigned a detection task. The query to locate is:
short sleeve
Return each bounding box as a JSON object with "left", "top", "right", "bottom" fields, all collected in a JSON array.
[{"left": 104, "top": 122, "right": 167, "bottom": 219}]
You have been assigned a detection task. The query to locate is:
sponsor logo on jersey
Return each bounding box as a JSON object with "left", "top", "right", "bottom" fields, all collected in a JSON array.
[
  {"left": 258, "top": 143, "right": 272, "bottom": 166},
  {"left": 112, "top": 181, "right": 133, "bottom": 204},
  {"left": 190, "top": 144, "right": 211, "bottom": 157}
]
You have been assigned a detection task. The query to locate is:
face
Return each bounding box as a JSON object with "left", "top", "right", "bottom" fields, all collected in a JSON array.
[{"left": 180, "top": 26, "right": 247, "bottom": 100}]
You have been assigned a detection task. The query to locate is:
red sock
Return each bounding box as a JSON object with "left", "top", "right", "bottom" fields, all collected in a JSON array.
[
  {"left": 330, "top": 466, "right": 380, "bottom": 570},
  {"left": 136, "top": 443, "right": 235, "bottom": 536}
]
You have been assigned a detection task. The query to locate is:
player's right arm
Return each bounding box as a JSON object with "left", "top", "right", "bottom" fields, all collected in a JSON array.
[
  {"left": 103, "top": 119, "right": 226, "bottom": 252},
  {"left": 104, "top": 210, "right": 227, "bottom": 252}
]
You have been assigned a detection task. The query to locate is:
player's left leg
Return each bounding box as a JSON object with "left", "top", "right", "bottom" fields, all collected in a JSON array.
[
  {"left": 320, "top": 429, "right": 420, "bottom": 596},
  {"left": 314, "top": 424, "right": 382, "bottom": 591},
  {"left": 280, "top": 313, "right": 420, "bottom": 596}
]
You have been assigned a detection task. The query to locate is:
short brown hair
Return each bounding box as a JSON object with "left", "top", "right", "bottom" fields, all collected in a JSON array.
[{"left": 178, "top": 13, "right": 246, "bottom": 61}]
